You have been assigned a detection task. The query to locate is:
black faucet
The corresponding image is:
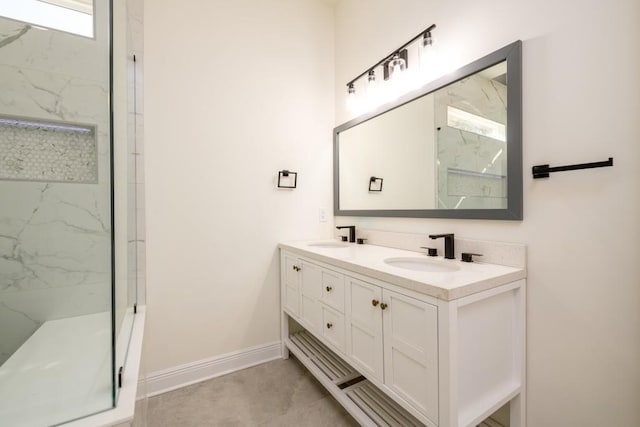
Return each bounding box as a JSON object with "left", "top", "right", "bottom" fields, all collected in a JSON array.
[
  {"left": 336, "top": 225, "right": 356, "bottom": 243},
  {"left": 429, "top": 234, "right": 455, "bottom": 259}
]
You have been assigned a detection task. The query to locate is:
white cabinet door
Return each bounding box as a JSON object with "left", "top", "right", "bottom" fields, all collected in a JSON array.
[
  {"left": 300, "top": 261, "right": 322, "bottom": 333},
  {"left": 382, "top": 289, "right": 438, "bottom": 424},
  {"left": 345, "top": 277, "right": 384, "bottom": 381},
  {"left": 282, "top": 254, "right": 300, "bottom": 316}
]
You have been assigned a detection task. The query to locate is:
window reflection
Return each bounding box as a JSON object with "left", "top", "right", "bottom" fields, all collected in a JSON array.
[{"left": 0, "top": 0, "right": 93, "bottom": 38}]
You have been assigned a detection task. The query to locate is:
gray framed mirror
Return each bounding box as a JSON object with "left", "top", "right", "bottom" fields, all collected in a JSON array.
[{"left": 334, "top": 40, "right": 522, "bottom": 220}]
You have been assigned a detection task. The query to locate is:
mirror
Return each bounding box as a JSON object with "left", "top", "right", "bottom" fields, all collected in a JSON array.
[{"left": 334, "top": 41, "right": 522, "bottom": 220}]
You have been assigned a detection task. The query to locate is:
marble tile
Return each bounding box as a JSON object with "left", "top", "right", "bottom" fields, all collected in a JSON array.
[
  {"left": 135, "top": 153, "right": 144, "bottom": 184},
  {"left": 0, "top": 183, "right": 111, "bottom": 291},
  {"left": 135, "top": 115, "right": 144, "bottom": 155},
  {"left": 0, "top": 19, "right": 109, "bottom": 83},
  {"left": 0, "top": 180, "right": 111, "bottom": 359},
  {"left": 146, "top": 357, "right": 357, "bottom": 427},
  {"left": 126, "top": 0, "right": 144, "bottom": 55},
  {"left": 0, "top": 65, "right": 109, "bottom": 125},
  {"left": 135, "top": 240, "right": 145, "bottom": 295},
  {"left": 135, "top": 184, "right": 146, "bottom": 238},
  {"left": 136, "top": 272, "right": 146, "bottom": 306},
  {"left": 127, "top": 113, "right": 136, "bottom": 154}
]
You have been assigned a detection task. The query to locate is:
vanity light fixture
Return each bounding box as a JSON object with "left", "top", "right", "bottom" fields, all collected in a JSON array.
[{"left": 346, "top": 24, "right": 436, "bottom": 111}]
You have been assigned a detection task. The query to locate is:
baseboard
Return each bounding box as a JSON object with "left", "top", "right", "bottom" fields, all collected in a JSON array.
[{"left": 141, "top": 341, "right": 282, "bottom": 398}]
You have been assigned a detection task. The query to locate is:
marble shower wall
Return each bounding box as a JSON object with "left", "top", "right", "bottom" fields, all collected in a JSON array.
[
  {"left": 0, "top": 9, "right": 112, "bottom": 364},
  {"left": 435, "top": 69, "right": 508, "bottom": 209}
]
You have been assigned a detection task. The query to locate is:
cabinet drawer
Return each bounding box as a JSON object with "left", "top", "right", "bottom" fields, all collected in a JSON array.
[
  {"left": 322, "top": 305, "right": 346, "bottom": 353},
  {"left": 320, "top": 269, "right": 345, "bottom": 313}
]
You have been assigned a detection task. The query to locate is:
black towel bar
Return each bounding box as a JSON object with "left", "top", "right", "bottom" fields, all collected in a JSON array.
[{"left": 532, "top": 157, "right": 613, "bottom": 179}]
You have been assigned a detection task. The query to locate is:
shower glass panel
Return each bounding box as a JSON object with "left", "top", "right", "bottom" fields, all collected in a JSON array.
[{"left": 0, "top": 0, "right": 117, "bottom": 425}]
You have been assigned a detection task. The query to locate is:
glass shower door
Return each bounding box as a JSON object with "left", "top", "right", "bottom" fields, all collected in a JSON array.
[{"left": 0, "top": 0, "right": 115, "bottom": 425}]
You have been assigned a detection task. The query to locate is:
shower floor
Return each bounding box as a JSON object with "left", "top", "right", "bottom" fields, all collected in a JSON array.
[{"left": 0, "top": 312, "right": 113, "bottom": 427}]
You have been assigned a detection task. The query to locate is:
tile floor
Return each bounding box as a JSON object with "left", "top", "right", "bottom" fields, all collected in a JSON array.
[
  {"left": 144, "top": 356, "right": 358, "bottom": 426},
  {"left": 140, "top": 356, "right": 508, "bottom": 426}
]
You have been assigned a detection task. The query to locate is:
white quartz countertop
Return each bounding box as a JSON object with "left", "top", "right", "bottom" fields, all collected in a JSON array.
[{"left": 279, "top": 240, "right": 526, "bottom": 301}]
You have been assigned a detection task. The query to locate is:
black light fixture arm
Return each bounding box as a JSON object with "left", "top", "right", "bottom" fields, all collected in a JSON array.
[{"left": 346, "top": 24, "right": 436, "bottom": 88}]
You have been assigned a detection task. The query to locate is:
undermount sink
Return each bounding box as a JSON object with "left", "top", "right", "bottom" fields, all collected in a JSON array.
[
  {"left": 308, "top": 241, "right": 349, "bottom": 248},
  {"left": 384, "top": 257, "right": 460, "bottom": 273}
]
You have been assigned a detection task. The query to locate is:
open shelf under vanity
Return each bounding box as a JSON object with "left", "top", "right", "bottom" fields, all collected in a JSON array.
[{"left": 286, "top": 330, "right": 424, "bottom": 427}]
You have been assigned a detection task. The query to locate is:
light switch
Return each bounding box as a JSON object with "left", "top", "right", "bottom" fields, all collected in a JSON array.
[{"left": 319, "top": 208, "right": 328, "bottom": 223}]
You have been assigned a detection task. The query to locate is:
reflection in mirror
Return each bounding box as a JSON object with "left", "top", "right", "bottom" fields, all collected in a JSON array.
[
  {"left": 0, "top": 0, "right": 94, "bottom": 37},
  {"left": 339, "top": 92, "right": 436, "bottom": 210},
  {"left": 435, "top": 62, "right": 507, "bottom": 209},
  {"left": 334, "top": 41, "right": 522, "bottom": 220}
]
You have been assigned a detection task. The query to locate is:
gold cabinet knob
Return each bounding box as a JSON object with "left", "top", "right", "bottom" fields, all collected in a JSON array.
[
  {"left": 371, "top": 299, "right": 379, "bottom": 307},
  {"left": 380, "top": 303, "right": 388, "bottom": 310},
  {"left": 326, "top": 322, "right": 333, "bottom": 329},
  {"left": 326, "top": 285, "right": 332, "bottom": 292}
]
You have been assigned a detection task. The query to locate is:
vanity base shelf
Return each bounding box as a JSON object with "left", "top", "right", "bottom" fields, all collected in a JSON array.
[
  {"left": 286, "top": 330, "right": 425, "bottom": 427},
  {"left": 289, "top": 330, "right": 360, "bottom": 385},
  {"left": 346, "top": 380, "right": 424, "bottom": 427}
]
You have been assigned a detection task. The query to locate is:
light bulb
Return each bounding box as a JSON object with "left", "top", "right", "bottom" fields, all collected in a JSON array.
[
  {"left": 419, "top": 31, "right": 439, "bottom": 81},
  {"left": 389, "top": 53, "right": 406, "bottom": 79},
  {"left": 367, "top": 70, "right": 376, "bottom": 85},
  {"left": 346, "top": 83, "right": 360, "bottom": 113},
  {"left": 386, "top": 53, "right": 408, "bottom": 101},
  {"left": 365, "top": 70, "right": 382, "bottom": 109}
]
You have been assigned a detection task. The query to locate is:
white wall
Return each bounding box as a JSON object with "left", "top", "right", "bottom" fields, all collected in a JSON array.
[
  {"left": 143, "top": 0, "right": 335, "bottom": 372},
  {"left": 334, "top": 0, "right": 640, "bottom": 426}
]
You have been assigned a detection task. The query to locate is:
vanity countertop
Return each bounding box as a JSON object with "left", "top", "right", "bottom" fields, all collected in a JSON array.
[{"left": 279, "top": 240, "right": 526, "bottom": 301}]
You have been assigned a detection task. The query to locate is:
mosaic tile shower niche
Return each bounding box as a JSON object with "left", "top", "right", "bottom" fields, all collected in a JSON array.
[{"left": 0, "top": 116, "right": 97, "bottom": 183}]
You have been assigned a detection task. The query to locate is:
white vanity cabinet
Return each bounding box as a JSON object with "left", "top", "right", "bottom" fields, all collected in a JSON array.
[
  {"left": 280, "top": 246, "right": 526, "bottom": 427},
  {"left": 282, "top": 254, "right": 347, "bottom": 354},
  {"left": 346, "top": 277, "right": 439, "bottom": 422}
]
